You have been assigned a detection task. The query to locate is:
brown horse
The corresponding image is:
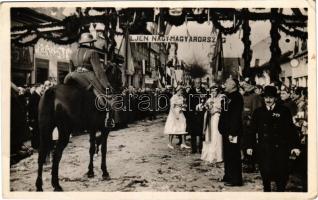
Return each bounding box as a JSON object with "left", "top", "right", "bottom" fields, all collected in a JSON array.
[{"left": 35, "top": 64, "right": 121, "bottom": 191}]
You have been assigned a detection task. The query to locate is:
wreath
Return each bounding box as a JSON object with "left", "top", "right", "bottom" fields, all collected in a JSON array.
[{"left": 210, "top": 10, "right": 243, "bottom": 35}]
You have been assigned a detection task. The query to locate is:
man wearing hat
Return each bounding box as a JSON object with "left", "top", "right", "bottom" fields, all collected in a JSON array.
[
  {"left": 64, "top": 32, "right": 112, "bottom": 95},
  {"left": 246, "top": 85, "right": 300, "bottom": 192}
]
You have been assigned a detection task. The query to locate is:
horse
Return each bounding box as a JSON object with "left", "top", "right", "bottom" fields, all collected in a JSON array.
[{"left": 35, "top": 64, "right": 121, "bottom": 192}]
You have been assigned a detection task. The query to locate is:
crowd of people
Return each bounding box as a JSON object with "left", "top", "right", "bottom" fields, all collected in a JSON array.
[
  {"left": 10, "top": 80, "right": 173, "bottom": 161},
  {"left": 10, "top": 73, "right": 308, "bottom": 192},
  {"left": 10, "top": 80, "right": 55, "bottom": 161},
  {"left": 9, "top": 32, "right": 308, "bottom": 192},
  {"left": 164, "top": 77, "right": 308, "bottom": 192}
]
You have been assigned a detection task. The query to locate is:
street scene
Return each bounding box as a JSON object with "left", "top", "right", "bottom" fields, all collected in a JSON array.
[
  {"left": 10, "top": 115, "right": 304, "bottom": 192},
  {"left": 8, "top": 6, "right": 309, "bottom": 193}
]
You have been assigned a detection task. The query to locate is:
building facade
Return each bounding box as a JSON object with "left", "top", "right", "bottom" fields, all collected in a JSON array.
[
  {"left": 280, "top": 48, "right": 308, "bottom": 87},
  {"left": 251, "top": 33, "right": 307, "bottom": 87},
  {"left": 11, "top": 8, "right": 76, "bottom": 86}
]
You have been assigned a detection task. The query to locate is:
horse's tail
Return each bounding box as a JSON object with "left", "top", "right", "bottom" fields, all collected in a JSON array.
[
  {"left": 36, "top": 87, "right": 57, "bottom": 191},
  {"left": 38, "top": 87, "right": 56, "bottom": 164}
]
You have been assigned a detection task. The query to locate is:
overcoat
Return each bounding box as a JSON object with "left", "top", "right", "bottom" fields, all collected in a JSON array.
[
  {"left": 218, "top": 91, "right": 243, "bottom": 137},
  {"left": 187, "top": 87, "right": 207, "bottom": 136},
  {"left": 247, "top": 104, "right": 299, "bottom": 179}
]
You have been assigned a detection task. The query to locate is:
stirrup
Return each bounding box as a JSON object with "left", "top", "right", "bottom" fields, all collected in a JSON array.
[{"left": 105, "top": 118, "right": 115, "bottom": 128}]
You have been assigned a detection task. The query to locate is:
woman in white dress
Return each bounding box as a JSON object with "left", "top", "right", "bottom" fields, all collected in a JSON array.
[
  {"left": 164, "top": 86, "right": 191, "bottom": 149},
  {"left": 201, "top": 85, "right": 224, "bottom": 163}
]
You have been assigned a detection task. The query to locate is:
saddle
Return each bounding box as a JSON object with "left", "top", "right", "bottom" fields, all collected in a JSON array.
[{"left": 64, "top": 72, "right": 115, "bottom": 128}]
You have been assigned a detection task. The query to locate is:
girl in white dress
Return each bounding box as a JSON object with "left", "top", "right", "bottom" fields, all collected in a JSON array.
[
  {"left": 201, "top": 86, "right": 224, "bottom": 163},
  {"left": 164, "top": 86, "right": 190, "bottom": 149}
]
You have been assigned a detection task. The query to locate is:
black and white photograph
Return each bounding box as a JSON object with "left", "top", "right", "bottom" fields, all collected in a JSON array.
[{"left": 1, "top": 1, "right": 317, "bottom": 199}]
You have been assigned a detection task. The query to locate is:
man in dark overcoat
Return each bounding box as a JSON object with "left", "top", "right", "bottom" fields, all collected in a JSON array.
[
  {"left": 246, "top": 85, "right": 300, "bottom": 192},
  {"left": 218, "top": 78, "right": 244, "bottom": 186},
  {"left": 187, "top": 78, "right": 207, "bottom": 154}
]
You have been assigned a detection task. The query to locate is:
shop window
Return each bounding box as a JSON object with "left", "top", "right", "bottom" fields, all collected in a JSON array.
[
  {"left": 35, "top": 58, "right": 49, "bottom": 84},
  {"left": 57, "top": 62, "right": 69, "bottom": 84}
]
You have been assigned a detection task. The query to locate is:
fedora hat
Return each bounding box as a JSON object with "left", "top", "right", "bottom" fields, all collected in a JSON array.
[
  {"left": 79, "top": 32, "right": 96, "bottom": 44},
  {"left": 262, "top": 85, "right": 278, "bottom": 98}
]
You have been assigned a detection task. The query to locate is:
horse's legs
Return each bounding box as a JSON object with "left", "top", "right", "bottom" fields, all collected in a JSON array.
[
  {"left": 87, "top": 132, "right": 96, "bottom": 178},
  {"left": 36, "top": 134, "right": 51, "bottom": 191},
  {"left": 101, "top": 129, "right": 110, "bottom": 180},
  {"left": 51, "top": 131, "right": 69, "bottom": 192},
  {"left": 36, "top": 124, "right": 54, "bottom": 192}
]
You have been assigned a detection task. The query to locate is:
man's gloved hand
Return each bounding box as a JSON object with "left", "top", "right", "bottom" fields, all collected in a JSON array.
[
  {"left": 246, "top": 149, "right": 253, "bottom": 156},
  {"left": 291, "top": 148, "right": 301, "bottom": 157}
]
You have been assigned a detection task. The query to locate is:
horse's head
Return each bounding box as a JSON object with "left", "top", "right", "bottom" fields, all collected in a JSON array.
[{"left": 105, "top": 62, "right": 122, "bottom": 93}]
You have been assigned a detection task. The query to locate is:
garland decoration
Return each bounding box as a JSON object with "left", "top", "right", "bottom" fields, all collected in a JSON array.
[
  {"left": 11, "top": 8, "right": 308, "bottom": 33},
  {"left": 210, "top": 9, "right": 242, "bottom": 35},
  {"left": 278, "top": 23, "right": 307, "bottom": 39},
  {"left": 190, "top": 8, "right": 208, "bottom": 24},
  {"left": 11, "top": 11, "right": 124, "bottom": 47},
  {"left": 241, "top": 9, "right": 252, "bottom": 78},
  {"left": 269, "top": 8, "right": 282, "bottom": 82},
  {"left": 162, "top": 8, "right": 187, "bottom": 27},
  {"left": 11, "top": 8, "right": 308, "bottom": 48}
]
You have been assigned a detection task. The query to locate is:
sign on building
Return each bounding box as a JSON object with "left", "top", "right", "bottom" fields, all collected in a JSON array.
[
  {"left": 34, "top": 39, "right": 74, "bottom": 61},
  {"left": 129, "top": 35, "right": 218, "bottom": 43}
]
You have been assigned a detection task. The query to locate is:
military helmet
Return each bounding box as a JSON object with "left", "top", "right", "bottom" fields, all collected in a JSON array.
[{"left": 79, "top": 32, "right": 96, "bottom": 44}]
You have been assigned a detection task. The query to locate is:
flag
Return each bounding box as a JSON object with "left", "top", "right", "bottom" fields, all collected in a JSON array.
[
  {"left": 154, "top": 8, "right": 160, "bottom": 21},
  {"left": 120, "top": 35, "right": 135, "bottom": 75},
  {"left": 211, "top": 30, "right": 223, "bottom": 79}
]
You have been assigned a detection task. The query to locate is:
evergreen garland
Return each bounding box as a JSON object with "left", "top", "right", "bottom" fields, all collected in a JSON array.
[
  {"left": 11, "top": 8, "right": 308, "bottom": 47},
  {"left": 11, "top": 13, "right": 124, "bottom": 47},
  {"left": 241, "top": 9, "right": 252, "bottom": 78},
  {"left": 190, "top": 8, "right": 208, "bottom": 24},
  {"left": 162, "top": 8, "right": 187, "bottom": 27},
  {"left": 278, "top": 23, "right": 307, "bottom": 39},
  {"left": 269, "top": 9, "right": 282, "bottom": 82},
  {"left": 210, "top": 10, "right": 243, "bottom": 35}
]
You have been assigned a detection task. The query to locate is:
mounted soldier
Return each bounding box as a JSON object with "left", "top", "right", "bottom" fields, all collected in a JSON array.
[
  {"left": 64, "top": 32, "right": 113, "bottom": 96},
  {"left": 36, "top": 32, "right": 120, "bottom": 191},
  {"left": 64, "top": 32, "right": 114, "bottom": 127}
]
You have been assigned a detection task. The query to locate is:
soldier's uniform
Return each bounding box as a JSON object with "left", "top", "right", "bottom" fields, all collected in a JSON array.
[
  {"left": 64, "top": 33, "right": 112, "bottom": 94},
  {"left": 247, "top": 104, "right": 299, "bottom": 191},
  {"left": 64, "top": 33, "right": 114, "bottom": 128}
]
